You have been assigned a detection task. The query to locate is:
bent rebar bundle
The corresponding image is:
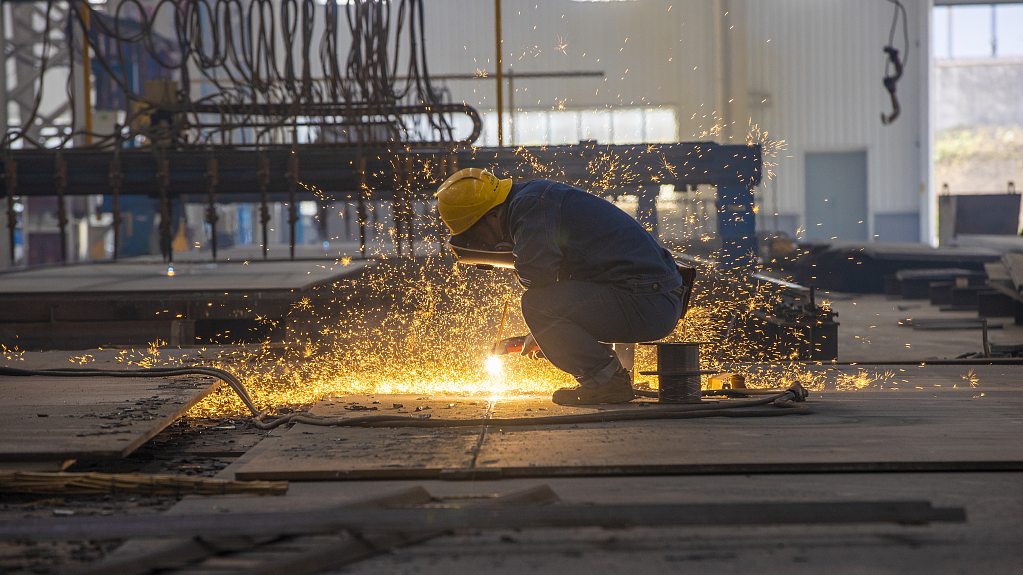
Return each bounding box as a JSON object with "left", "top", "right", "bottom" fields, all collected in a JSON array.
[{"left": 6, "top": 0, "right": 480, "bottom": 150}]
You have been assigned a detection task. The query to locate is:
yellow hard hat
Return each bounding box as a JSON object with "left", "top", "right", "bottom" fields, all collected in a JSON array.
[{"left": 435, "top": 168, "right": 512, "bottom": 235}]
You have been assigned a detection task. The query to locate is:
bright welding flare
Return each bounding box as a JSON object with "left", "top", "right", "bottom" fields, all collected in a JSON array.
[
  {"left": 485, "top": 355, "right": 508, "bottom": 399},
  {"left": 485, "top": 355, "right": 504, "bottom": 377}
]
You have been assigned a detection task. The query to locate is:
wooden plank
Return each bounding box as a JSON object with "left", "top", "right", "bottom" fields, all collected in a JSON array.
[
  {"left": 0, "top": 374, "right": 219, "bottom": 461},
  {"left": 73, "top": 487, "right": 434, "bottom": 575},
  {"left": 0, "top": 260, "right": 369, "bottom": 295},
  {"left": 234, "top": 395, "right": 488, "bottom": 481},
  {"left": 178, "top": 486, "right": 560, "bottom": 575},
  {"left": 0, "top": 500, "right": 967, "bottom": 541}
]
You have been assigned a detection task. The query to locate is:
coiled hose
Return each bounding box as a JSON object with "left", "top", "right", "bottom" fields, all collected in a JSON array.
[{"left": 0, "top": 366, "right": 810, "bottom": 430}]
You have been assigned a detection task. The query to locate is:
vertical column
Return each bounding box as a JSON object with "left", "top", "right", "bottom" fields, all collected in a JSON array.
[
  {"left": 1, "top": 158, "right": 14, "bottom": 268},
  {"left": 0, "top": 2, "right": 8, "bottom": 144},
  {"left": 258, "top": 154, "right": 271, "bottom": 260},
  {"left": 357, "top": 155, "right": 367, "bottom": 258},
  {"left": 715, "top": 143, "right": 760, "bottom": 270},
  {"left": 286, "top": 153, "right": 299, "bottom": 260},
  {"left": 55, "top": 155, "right": 68, "bottom": 262},
  {"left": 921, "top": 0, "right": 936, "bottom": 245},
  {"left": 156, "top": 156, "right": 171, "bottom": 263},
  {"left": 717, "top": 183, "right": 757, "bottom": 269},
  {"left": 205, "top": 157, "right": 218, "bottom": 261},
  {"left": 109, "top": 157, "right": 122, "bottom": 260},
  {"left": 494, "top": 0, "right": 503, "bottom": 148},
  {"left": 70, "top": 3, "right": 87, "bottom": 147}
]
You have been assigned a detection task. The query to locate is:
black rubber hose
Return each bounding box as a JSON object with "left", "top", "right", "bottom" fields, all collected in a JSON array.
[
  {"left": 259, "top": 405, "right": 811, "bottom": 429},
  {"left": 633, "top": 388, "right": 791, "bottom": 399},
  {"left": 0, "top": 366, "right": 260, "bottom": 416},
  {"left": 0, "top": 366, "right": 809, "bottom": 430},
  {"left": 251, "top": 383, "right": 810, "bottom": 429}
]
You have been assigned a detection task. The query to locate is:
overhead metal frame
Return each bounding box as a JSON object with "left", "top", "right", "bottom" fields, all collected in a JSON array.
[{"left": 0, "top": 142, "right": 762, "bottom": 267}]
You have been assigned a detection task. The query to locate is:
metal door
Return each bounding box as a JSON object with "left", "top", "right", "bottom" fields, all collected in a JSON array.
[{"left": 805, "top": 151, "right": 868, "bottom": 241}]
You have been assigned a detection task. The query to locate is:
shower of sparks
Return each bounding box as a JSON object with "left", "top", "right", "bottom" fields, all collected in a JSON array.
[
  {"left": 1, "top": 345, "right": 24, "bottom": 362},
  {"left": 115, "top": 139, "right": 894, "bottom": 419},
  {"left": 70, "top": 354, "right": 95, "bottom": 365},
  {"left": 960, "top": 369, "right": 979, "bottom": 388},
  {"left": 746, "top": 119, "right": 787, "bottom": 181},
  {"left": 556, "top": 35, "right": 569, "bottom": 55},
  {"left": 176, "top": 242, "right": 893, "bottom": 418},
  {"left": 695, "top": 123, "right": 725, "bottom": 139},
  {"left": 834, "top": 369, "right": 893, "bottom": 391}
]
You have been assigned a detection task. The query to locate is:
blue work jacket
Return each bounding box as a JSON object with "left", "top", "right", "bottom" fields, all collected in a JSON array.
[{"left": 506, "top": 180, "right": 682, "bottom": 295}]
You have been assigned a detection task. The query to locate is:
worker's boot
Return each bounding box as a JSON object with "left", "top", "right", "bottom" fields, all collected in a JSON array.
[{"left": 552, "top": 368, "right": 635, "bottom": 406}]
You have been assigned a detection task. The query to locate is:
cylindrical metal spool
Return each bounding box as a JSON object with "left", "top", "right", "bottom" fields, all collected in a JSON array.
[{"left": 639, "top": 342, "right": 713, "bottom": 404}]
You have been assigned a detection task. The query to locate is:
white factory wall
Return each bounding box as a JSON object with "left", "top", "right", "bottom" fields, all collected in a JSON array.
[
  {"left": 746, "top": 0, "right": 933, "bottom": 243},
  {"left": 420, "top": 0, "right": 724, "bottom": 140},
  {"left": 422, "top": 0, "right": 934, "bottom": 244}
]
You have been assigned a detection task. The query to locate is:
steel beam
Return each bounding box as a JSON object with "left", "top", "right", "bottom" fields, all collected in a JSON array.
[
  {"left": 0, "top": 143, "right": 762, "bottom": 267},
  {"left": 0, "top": 500, "right": 966, "bottom": 541},
  {"left": 0, "top": 143, "right": 761, "bottom": 198}
]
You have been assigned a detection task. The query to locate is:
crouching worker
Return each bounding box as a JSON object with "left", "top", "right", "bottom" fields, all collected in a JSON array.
[{"left": 436, "top": 168, "right": 691, "bottom": 405}]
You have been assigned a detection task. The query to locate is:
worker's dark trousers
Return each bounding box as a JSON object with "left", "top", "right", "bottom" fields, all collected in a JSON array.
[{"left": 521, "top": 280, "right": 685, "bottom": 388}]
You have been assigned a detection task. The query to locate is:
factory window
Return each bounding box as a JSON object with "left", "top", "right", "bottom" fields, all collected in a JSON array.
[
  {"left": 932, "top": 4, "right": 1023, "bottom": 59},
  {"left": 932, "top": 3, "right": 1023, "bottom": 213},
  {"left": 477, "top": 107, "right": 677, "bottom": 147}
]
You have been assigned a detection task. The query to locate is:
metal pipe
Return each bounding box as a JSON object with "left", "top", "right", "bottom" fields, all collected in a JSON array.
[
  {"left": 258, "top": 154, "right": 270, "bottom": 260},
  {"left": 205, "top": 156, "right": 218, "bottom": 261},
  {"left": 0, "top": 500, "right": 965, "bottom": 541},
  {"left": 80, "top": 1, "right": 92, "bottom": 146},
  {"left": 508, "top": 69, "right": 514, "bottom": 146},
  {"left": 108, "top": 157, "right": 122, "bottom": 261},
  {"left": 357, "top": 155, "right": 367, "bottom": 259},
  {"left": 0, "top": 3, "right": 8, "bottom": 148},
  {"left": 494, "top": 0, "right": 503, "bottom": 148},
  {"left": 156, "top": 156, "right": 171, "bottom": 263},
  {"left": 737, "top": 359, "right": 1023, "bottom": 366},
  {"left": 287, "top": 153, "right": 299, "bottom": 260},
  {"left": 54, "top": 154, "right": 67, "bottom": 262},
  {"left": 4, "top": 158, "right": 16, "bottom": 266}
]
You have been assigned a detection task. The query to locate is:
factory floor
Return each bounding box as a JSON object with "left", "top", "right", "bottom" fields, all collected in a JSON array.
[
  {"left": 828, "top": 292, "right": 1023, "bottom": 361},
  {"left": 187, "top": 472, "right": 1023, "bottom": 574},
  {"left": 157, "top": 361, "right": 1023, "bottom": 574},
  {"left": 1, "top": 291, "right": 1022, "bottom": 573}
]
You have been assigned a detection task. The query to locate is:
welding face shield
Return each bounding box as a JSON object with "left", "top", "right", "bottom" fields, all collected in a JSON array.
[{"left": 447, "top": 234, "right": 516, "bottom": 270}]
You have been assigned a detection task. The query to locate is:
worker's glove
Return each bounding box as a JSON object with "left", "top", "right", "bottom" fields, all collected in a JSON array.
[
  {"left": 512, "top": 270, "right": 529, "bottom": 289},
  {"left": 520, "top": 333, "right": 545, "bottom": 360}
]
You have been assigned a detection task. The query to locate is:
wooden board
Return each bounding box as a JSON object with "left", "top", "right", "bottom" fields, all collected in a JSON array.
[
  {"left": 475, "top": 390, "right": 1023, "bottom": 473},
  {"left": 234, "top": 395, "right": 489, "bottom": 480},
  {"left": 0, "top": 259, "right": 368, "bottom": 294},
  {"left": 0, "top": 374, "right": 219, "bottom": 462},
  {"left": 233, "top": 366, "right": 1023, "bottom": 481}
]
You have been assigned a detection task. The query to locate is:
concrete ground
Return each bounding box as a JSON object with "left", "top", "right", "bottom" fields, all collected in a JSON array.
[
  {"left": 827, "top": 291, "right": 1023, "bottom": 361},
  {"left": 143, "top": 362, "right": 1021, "bottom": 575},
  {"left": 3, "top": 290, "right": 1023, "bottom": 574}
]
